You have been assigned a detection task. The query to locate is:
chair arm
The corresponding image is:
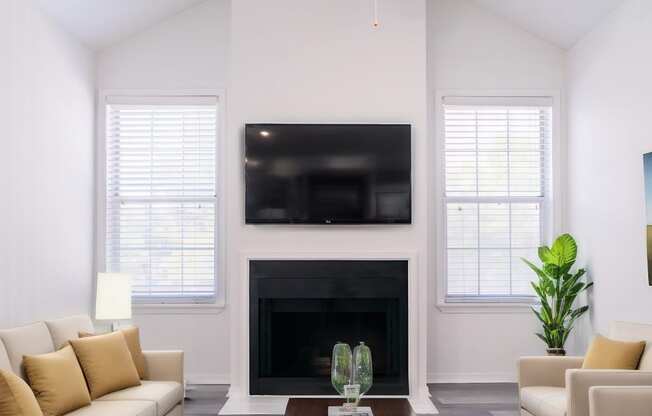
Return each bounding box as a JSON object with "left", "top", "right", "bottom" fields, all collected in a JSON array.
[
  {"left": 143, "top": 350, "right": 184, "bottom": 384},
  {"left": 589, "top": 386, "right": 652, "bottom": 416},
  {"left": 518, "top": 356, "right": 584, "bottom": 388},
  {"left": 567, "top": 369, "right": 652, "bottom": 416}
]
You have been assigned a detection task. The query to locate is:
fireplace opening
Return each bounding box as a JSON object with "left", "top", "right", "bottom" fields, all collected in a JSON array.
[
  {"left": 250, "top": 260, "right": 408, "bottom": 396},
  {"left": 264, "top": 299, "right": 394, "bottom": 378}
]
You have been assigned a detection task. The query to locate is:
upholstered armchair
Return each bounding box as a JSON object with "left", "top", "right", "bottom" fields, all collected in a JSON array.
[
  {"left": 518, "top": 321, "right": 652, "bottom": 416},
  {"left": 588, "top": 386, "right": 652, "bottom": 416}
]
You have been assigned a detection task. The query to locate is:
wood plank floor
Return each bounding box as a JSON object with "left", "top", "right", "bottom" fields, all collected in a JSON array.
[{"left": 184, "top": 383, "right": 520, "bottom": 416}]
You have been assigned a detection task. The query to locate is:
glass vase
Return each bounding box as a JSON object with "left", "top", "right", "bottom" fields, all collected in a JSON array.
[
  {"left": 352, "top": 342, "right": 373, "bottom": 399},
  {"left": 331, "top": 342, "right": 352, "bottom": 397}
]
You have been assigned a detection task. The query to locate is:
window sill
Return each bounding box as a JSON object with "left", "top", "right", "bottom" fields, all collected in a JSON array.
[
  {"left": 436, "top": 299, "right": 536, "bottom": 314},
  {"left": 133, "top": 301, "right": 225, "bottom": 315}
]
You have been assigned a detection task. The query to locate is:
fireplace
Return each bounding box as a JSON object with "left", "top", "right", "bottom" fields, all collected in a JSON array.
[{"left": 249, "top": 260, "right": 409, "bottom": 395}]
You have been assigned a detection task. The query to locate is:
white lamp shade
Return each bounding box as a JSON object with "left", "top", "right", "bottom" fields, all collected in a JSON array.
[{"left": 95, "top": 273, "right": 132, "bottom": 320}]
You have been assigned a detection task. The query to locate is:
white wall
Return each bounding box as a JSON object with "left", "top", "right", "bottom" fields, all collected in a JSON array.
[
  {"left": 0, "top": 0, "right": 95, "bottom": 328},
  {"left": 426, "top": 0, "right": 567, "bottom": 381},
  {"left": 98, "top": 0, "right": 228, "bottom": 90},
  {"left": 567, "top": 0, "right": 652, "bottom": 350},
  {"left": 227, "top": 0, "right": 428, "bottom": 393},
  {"left": 96, "top": 0, "right": 568, "bottom": 383},
  {"left": 97, "top": 0, "right": 231, "bottom": 383}
]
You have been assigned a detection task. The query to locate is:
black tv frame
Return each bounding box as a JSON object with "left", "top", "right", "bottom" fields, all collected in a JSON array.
[{"left": 244, "top": 123, "right": 412, "bottom": 225}]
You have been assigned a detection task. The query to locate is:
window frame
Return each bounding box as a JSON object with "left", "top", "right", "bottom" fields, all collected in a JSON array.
[
  {"left": 433, "top": 89, "right": 562, "bottom": 313},
  {"left": 95, "top": 89, "right": 227, "bottom": 314}
]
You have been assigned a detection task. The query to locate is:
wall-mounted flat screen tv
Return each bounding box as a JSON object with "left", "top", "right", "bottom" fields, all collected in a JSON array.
[{"left": 245, "top": 123, "right": 411, "bottom": 224}]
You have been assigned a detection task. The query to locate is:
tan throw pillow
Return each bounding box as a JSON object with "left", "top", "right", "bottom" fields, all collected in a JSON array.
[
  {"left": 79, "top": 327, "right": 146, "bottom": 379},
  {"left": 0, "top": 369, "right": 43, "bottom": 416},
  {"left": 22, "top": 346, "right": 90, "bottom": 416},
  {"left": 582, "top": 335, "right": 646, "bottom": 369},
  {"left": 69, "top": 331, "right": 141, "bottom": 399}
]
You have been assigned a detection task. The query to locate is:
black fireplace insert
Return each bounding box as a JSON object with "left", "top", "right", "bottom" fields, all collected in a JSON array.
[{"left": 249, "top": 260, "right": 409, "bottom": 395}]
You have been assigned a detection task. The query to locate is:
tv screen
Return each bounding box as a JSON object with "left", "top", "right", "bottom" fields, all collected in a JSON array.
[{"left": 245, "top": 123, "right": 411, "bottom": 224}]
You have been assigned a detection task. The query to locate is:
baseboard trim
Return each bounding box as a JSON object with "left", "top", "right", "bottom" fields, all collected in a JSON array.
[
  {"left": 427, "top": 372, "right": 516, "bottom": 384},
  {"left": 186, "top": 373, "right": 230, "bottom": 385}
]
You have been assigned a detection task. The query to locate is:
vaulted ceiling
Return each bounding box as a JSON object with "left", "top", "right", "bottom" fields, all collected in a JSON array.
[
  {"left": 34, "top": 0, "right": 206, "bottom": 50},
  {"left": 472, "top": 0, "right": 624, "bottom": 49},
  {"left": 34, "top": 0, "right": 625, "bottom": 51}
]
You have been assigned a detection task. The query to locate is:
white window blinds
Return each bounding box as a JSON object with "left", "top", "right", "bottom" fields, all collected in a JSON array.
[
  {"left": 104, "top": 96, "right": 218, "bottom": 303},
  {"left": 443, "top": 96, "right": 552, "bottom": 301}
]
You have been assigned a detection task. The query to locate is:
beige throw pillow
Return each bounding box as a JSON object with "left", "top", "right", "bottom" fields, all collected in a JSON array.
[
  {"left": 0, "top": 369, "right": 43, "bottom": 416},
  {"left": 582, "top": 335, "right": 646, "bottom": 370},
  {"left": 79, "top": 327, "right": 146, "bottom": 379},
  {"left": 69, "top": 332, "right": 141, "bottom": 399},
  {"left": 22, "top": 346, "right": 91, "bottom": 416}
]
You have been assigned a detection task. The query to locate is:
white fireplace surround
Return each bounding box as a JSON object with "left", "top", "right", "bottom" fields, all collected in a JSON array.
[{"left": 219, "top": 251, "right": 438, "bottom": 415}]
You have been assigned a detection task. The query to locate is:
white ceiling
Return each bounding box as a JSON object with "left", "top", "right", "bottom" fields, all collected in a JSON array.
[
  {"left": 35, "top": 0, "right": 625, "bottom": 51},
  {"left": 472, "top": 0, "right": 624, "bottom": 49},
  {"left": 34, "top": 0, "right": 206, "bottom": 50}
]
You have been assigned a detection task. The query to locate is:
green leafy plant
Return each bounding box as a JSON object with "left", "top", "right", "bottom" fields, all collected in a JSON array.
[{"left": 522, "top": 233, "right": 592, "bottom": 351}]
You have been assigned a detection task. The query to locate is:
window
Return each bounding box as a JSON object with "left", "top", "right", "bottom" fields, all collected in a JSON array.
[
  {"left": 103, "top": 95, "right": 219, "bottom": 304},
  {"left": 442, "top": 96, "right": 553, "bottom": 302}
]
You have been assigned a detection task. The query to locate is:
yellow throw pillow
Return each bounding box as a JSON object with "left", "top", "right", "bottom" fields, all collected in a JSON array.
[
  {"left": 69, "top": 331, "right": 141, "bottom": 399},
  {"left": 0, "top": 369, "right": 43, "bottom": 416},
  {"left": 79, "top": 327, "right": 146, "bottom": 379},
  {"left": 22, "top": 346, "right": 91, "bottom": 416},
  {"left": 582, "top": 335, "right": 646, "bottom": 369}
]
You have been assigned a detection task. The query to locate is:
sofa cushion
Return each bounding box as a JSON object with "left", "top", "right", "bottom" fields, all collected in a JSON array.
[
  {"left": 582, "top": 335, "right": 645, "bottom": 370},
  {"left": 65, "top": 401, "right": 155, "bottom": 416},
  {"left": 69, "top": 332, "right": 141, "bottom": 400},
  {"left": 96, "top": 381, "right": 183, "bottom": 416},
  {"left": 45, "top": 316, "right": 94, "bottom": 350},
  {"left": 0, "top": 341, "right": 10, "bottom": 372},
  {"left": 610, "top": 321, "right": 652, "bottom": 370},
  {"left": 23, "top": 346, "right": 91, "bottom": 416},
  {"left": 80, "top": 327, "right": 146, "bottom": 379},
  {"left": 0, "top": 369, "right": 43, "bottom": 416},
  {"left": 520, "top": 386, "right": 566, "bottom": 416},
  {"left": 0, "top": 322, "right": 55, "bottom": 379}
]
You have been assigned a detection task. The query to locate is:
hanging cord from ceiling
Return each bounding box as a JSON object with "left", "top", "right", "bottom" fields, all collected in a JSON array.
[{"left": 372, "top": 0, "right": 379, "bottom": 28}]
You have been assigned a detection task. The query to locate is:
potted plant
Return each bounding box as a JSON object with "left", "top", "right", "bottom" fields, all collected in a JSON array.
[{"left": 522, "top": 233, "right": 592, "bottom": 356}]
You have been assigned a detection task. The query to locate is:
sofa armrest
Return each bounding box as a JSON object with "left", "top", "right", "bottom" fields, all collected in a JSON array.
[
  {"left": 143, "top": 350, "right": 184, "bottom": 384},
  {"left": 589, "top": 386, "right": 652, "bottom": 416},
  {"left": 518, "top": 356, "right": 584, "bottom": 388},
  {"left": 567, "top": 370, "right": 652, "bottom": 416}
]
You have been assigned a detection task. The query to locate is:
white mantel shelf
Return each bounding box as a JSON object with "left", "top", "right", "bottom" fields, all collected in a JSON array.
[{"left": 219, "top": 251, "right": 438, "bottom": 415}]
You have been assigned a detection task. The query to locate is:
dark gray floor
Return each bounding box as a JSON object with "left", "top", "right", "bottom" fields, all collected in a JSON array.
[{"left": 184, "top": 383, "right": 520, "bottom": 416}]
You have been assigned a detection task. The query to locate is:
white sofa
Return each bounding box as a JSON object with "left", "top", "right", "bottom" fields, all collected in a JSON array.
[
  {"left": 0, "top": 315, "right": 184, "bottom": 416},
  {"left": 518, "top": 321, "right": 652, "bottom": 416}
]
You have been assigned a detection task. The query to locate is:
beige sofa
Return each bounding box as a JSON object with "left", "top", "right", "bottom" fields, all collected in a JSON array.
[
  {"left": 0, "top": 315, "right": 184, "bottom": 416},
  {"left": 588, "top": 386, "right": 652, "bottom": 416},
  {"left": 518, "top": 321, "right": 652, "bottom": 416}
]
